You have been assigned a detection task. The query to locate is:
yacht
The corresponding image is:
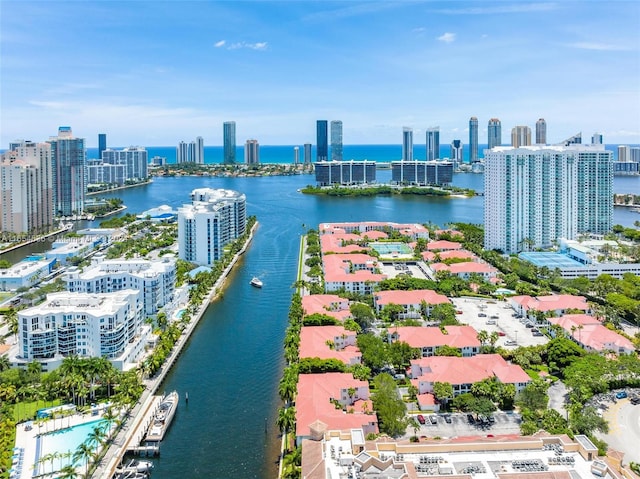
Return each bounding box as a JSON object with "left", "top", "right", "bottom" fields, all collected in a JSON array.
[
  {"left": 145, "top": 391, "right": 178, "bottom": 442},
  {"left": 250, "top": 277, "right": 263, "bottom": 288}
]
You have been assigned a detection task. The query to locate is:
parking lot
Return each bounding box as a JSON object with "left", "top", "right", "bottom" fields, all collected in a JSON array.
[
  {"left": 379, "top": 261, "right": 432, "bottom": 281},
  {"left": 450, "top": 297, "right": 549, "bottom": 349},
  {"left": 408, "top": 411, "right": 522, "bottom": 439}
]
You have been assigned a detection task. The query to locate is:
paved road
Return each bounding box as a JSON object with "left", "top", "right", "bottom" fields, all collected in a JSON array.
[{"left": 596, "top": 398, "right": 640, "bottom": 464}]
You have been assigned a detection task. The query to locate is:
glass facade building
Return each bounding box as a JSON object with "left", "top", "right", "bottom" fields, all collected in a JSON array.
[
  {"left": 330, "top": 121, "right": 343, "bottom": 161},
  {"left": 402, "top": 127, "right": 413, "bottom": 162},
  {"left": 488, "top": 118, "right": 501, "bottom": 150},
  {"left": 315, "top": 160, "right": 376, "bottom": 186},
  {"left": 426, "top": 127, "right": 440, "bottom": 161},
  {"left": 391, "top": 161, "right": 454, "bottom": 186},
  {"left": 316, "top": 120, "right": 328, "bottom": 162},
  {"left": 223, "top": 121, "right": 236, "bottom": 164},
  {"left": 48, "top": 127, "right": 86, "bottom": 216},
  {"left": 469, "top": 117, "right": 478, "bottom": 163}
]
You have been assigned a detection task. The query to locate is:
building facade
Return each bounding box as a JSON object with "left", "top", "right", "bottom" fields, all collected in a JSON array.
[
  {"left": 488, "top": 118, "right": 501, "bottom": 150},
  {"left": 330, "top": 120, "right": 343, "bottom": 161},
  {"left": 402, "top": 127, "right": 413, "bottom": 161},
  {"left": 484, "top": 145, "right": 613, "bottom": 253},
  {"left": 223, "top": 121, "right": 236, "bottom": 164},
  {"left": 511, "top": 126, "right": 532, "bottom": 148},
  {"left": 315, "top": 161, "right": 376, "bottom": 186},
  {"left": 100, "top": 146, "right": 148, "bottom": 181},
  {"left": 15, "top": 290, "right": 148, "bottom": 372},
  {"left": 48, "top": 127, "right": 86, "bottom": 216},
  {"left": 64, "top": 255, "right": 176, "bottom": 316},
  {"left": 450, "top": 140, "right": 463, "bottom": 164},
  {"left": 317, "top": 120, "right": 328, "bottom": 162},
  {"left": 98, "top": 133, "right": 107, "bottom": 160},
  {"left": 592, "top": 132, "right": 603, "bottom": 145},
  {"left": 391, "top": 161, "right": 453, "bottom": 186},
  {"left": 178, "top": 188, "right": 247, "bottom": 265},
  {"left": 426, "top": 127, "right": 439, "bottom": 161},
  {"left": 244, "top": 139, "right": 260, "bottom": 164},
  {"left": 535, "top": 118, "right": 547, "bottom": 144},
  {"left": 304, "top": 143, "right": 312, "bottom": 164},
  {"left": 1, "top": 141, "right": 54, "bottom": 234},
  {"left": 468, "top": 117, "right": 478, "bottom": 163},
  {"left": 293, "top": 146, "right": 300, "bottom": 164}
]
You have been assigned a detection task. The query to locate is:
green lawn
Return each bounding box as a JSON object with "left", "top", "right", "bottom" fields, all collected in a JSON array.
[{"left": 13, "top": 399, "right": 62, "bottom": 423}]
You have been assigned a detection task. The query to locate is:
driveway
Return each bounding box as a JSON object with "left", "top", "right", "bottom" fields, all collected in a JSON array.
[
  {"left": 547, "top": 381, "right": 569, "bottom": 419},
  {"left": 596, "top": 397, "right": 640, "bottom": 464},
  {"left": 406, "top": 411, "right": 522, "bottom": 439}
]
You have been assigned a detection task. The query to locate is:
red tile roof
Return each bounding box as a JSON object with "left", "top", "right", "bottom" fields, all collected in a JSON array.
[
  {"left": 512, "top": 294, "right": 589, "bottom": 313},
  {"left": 393, "top": 325, "right": 480, "bottom": 349},
  {"left": 320, "top": 233, "right": 368, "bottom": 254},
  {"left": 411, "top": 354, "right": 530, "bottom": 387},
  {"left": 374, "top": 289, "right": 450, "bottom": 307},
  {"left": 438, "top": 250, "right": 477, "bottom": 261},
  {"left": 296, "top": 373, "right": 377, "bottom": 437},
  {"left": 299, "top": 326, "right": 361, "bottom": 364},
  {"left": 301, "top": 294, "right": 352, "bottom": 321},
  {"left": 323, "top": 254, "right": 387, "bottom": 284},
  {"left": 548, "top": 314, "right": 634, "bottom": 353},
  {"left": 421, "top": 251, "right": 437, "bottom": 262},
  {"left": 427, "top": 240, "right": 462, "bottom": 251}
]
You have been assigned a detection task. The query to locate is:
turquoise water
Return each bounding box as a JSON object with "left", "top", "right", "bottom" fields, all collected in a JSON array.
[{"left": 36, "top": 419, "right": 107, "bottom": 475}]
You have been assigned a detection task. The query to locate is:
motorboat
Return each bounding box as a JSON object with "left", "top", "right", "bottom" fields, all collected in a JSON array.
[
  {"left": 145, "top": 391, "right": 178, "bottom": 442},
  {"left": 250, "top": 277, "right": 263, "bottom": 288}
]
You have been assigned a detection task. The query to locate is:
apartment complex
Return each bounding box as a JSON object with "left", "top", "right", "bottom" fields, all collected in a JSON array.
[
  {"left": 330, "top": 120, "right": 343, "bottom": 161},
  {"left": 88, "top": 146, "right": 148, "bottom": 185},
  {"left": 48, "top": 126, "right": 86, "bottom": 216},
  {"left": 177, "top": 188, "right": 247, "bottom": 265},
  {"left": 15, "top": 290, "right": 149, "bottom": 372},
  {"left": 315, "top": 160, "right": 376, "bottom": 186},
  {"left": 390, "top": 160, "right": 453, "bottom": 186},
  {"left": 484, "top": 145, "right": 613, "bottom": 253},
  {"left": 64, "top": 255, "right": 176, "bottom": 316},
  {"left": 223, "top": 122, "right": 236, "bottom": 164}
]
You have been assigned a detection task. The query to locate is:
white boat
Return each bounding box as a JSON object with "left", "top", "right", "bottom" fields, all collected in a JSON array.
[
  {"left": 116, "top": 459, "right": 153, "bottom": 474},
  {"left": 250, "top": 277, "right": 263, "bottom": 288},
  {"left": 145, "top": 391, "right": 178, "bottom": 442}
]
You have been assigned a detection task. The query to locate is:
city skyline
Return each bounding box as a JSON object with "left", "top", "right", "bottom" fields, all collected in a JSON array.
[{"left": 1, "top": 1, "right": 639, "bottom": 147}]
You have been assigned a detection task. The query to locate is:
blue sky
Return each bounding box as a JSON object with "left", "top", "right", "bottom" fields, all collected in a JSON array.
[{"left": 1, "top": 1, "right": 639, "bottom": 147}]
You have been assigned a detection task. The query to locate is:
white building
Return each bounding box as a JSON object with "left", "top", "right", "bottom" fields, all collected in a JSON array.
[
  {"left": 484, "top": 145, "right": 612, "bottom": 253},
  {"left": 15, "top": 290, "right": 149, "bottom": 372},
  {"left": 0, "top": 142, "right": 54, "bottom": 234},
  {"left": 64, "top": 255, "right": 176, "bottom": 316},
  {"left": 99, "top": 146, "right": 148, "bottom": 182},
  {"left": 178, "top": 188, "right": 247, "bottom": 265},
  {"left": 0, "top": 257, "right": 57, "bottom": 291}
]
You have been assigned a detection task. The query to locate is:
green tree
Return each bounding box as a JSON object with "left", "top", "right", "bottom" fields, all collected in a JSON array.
[
  {"left": 371, "top": 373, "right": 407, "bottom": 437},
  {"left": 433, "top": 382, "right": 454, "bottom": 407},
  {"left": 515, "top": 379, "right": 549, "bottom": 411},
  {"left": 429, "top": 303, "right": 457, "bottom": 324},
  {"left": 349, "top": 302, "right": 376, "bottom": 329},
  {"left": 434, "top": 345, "right": 462, "bottom": 357},
  {"left": 547, "top": 337, "right": 585, "bottom": 373}
]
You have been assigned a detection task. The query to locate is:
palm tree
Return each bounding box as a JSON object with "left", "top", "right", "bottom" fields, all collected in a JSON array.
[
  {"left": 276, "top": 407, "right": 296, "bottom": 453},
  {"left": 58, "top": 464, "right": 78, "bottom": 479},
  {"left": 73, "top": 441, "right": 94, "bottom": 477},
  {"left": 86, "top": 424, "right": 107, "bottom": 450}
]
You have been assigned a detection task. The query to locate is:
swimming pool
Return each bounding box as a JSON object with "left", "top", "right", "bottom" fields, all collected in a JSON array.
[{"left": 35, "top": 419, "right": 108, "bottom": 475}]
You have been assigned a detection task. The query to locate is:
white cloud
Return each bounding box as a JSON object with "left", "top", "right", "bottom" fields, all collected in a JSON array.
[
  {"left": 436, "top": 3, "right": 558, "bottom": 15},
  {"left": 437, "top": 32, "right": 456, "bottom": 43},
  {"left": 565, "top": 41, "right": 631, "bottom": 51},
  {"left": 227, "top": 41, "right": 268, "bottom": 51},
  {"left": 214, "top": 40, "right": 226, "bottom": 48}
]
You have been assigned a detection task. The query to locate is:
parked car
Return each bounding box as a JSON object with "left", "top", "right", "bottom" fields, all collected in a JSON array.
[
  {"left": 467, "top": 414, "right": 475, "bottom": 424},
  {"left": 417, "top": 414, "right": 426, "bottom": 424},
  {"left": 429, "top": 415, "right": 437, "bottom": 424},
  {"left": 456, "top": 310, "right": 463, "bottom": 314},
  {"left": 444, "top": 414, "right": 452, "bottom": 424},
  {"left": 478, "top": 313, "right": 487, "bottom": 317},
  {"left": 616, "top": 391, "right": 628, "bottom": 399},
  {"left": 525, "top": 323, "right": 534, "bottom": 328},
  {"left": 490, "top": 315, "right": 499, "bottom": 319},
  {"left": 498, "top": 331, "right": 506, "bottom": 336},
  {"left": 505, "top": 340, "right": 517, "bottom": 346},
  {"left": 486, "top": 320, "right": 496, "bottom": 325}
]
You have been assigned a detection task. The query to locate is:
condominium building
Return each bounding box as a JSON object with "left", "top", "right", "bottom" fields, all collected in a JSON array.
[
  {"left": 591, "top": 132, "right": 603, "bottom": 145},
  {"left": 293, "top": 146, "right": 300, "bottom": 164},
  {"left": 330, "top": 120, "right": 343, "bottom": 161},
  {"left": 511, "top": 126, "right": 532, "bottom": 148},
  {"left": 535, "top": 118, "right": 547, "bottom": 144},
  {"left": 98, "top": 133, "right": 107, "bottom": 160},
  {"left": 178, "top": 188, "right": 247, "bottom": 265},
  {"left": 391, "top": 160, "right": 453, "bottom": 186},
  {"left": 223, "top": 121, "right": 236, "bottom": 164},
  {"left": 426, "top": 127, "right": 439, "bottom": 161},
  {"left": 315, "top": 160, "right": 376, "bottom": 186},
  {"left": 48, "top": 126, "right": 86, "bottom": 216},
  {"left": 617, "top": 145, "right": 630, "bottom": 162},
  {"left": 484, "top": 145, "right": 613, "bottom": 253},
  {"left": 176, "top": 138, "right": 203, "bottom": 164},
  {"left": 64, "top": 255, "right": 176, "bottom": 316},
  {"left": 0, "top": 141, "right": 54, "bottom": 234},
  {"left": 402, "top": 127, "right": 413, "bottom": 161},
  {"left": 468, "top": 117, "right": 478, "bottom": 163},
  {"left": 303, "top": 143, "right": 312, "bottom": 165},
  {"left": 244, "top": 139, "right": 260, "bottom": 164},
  {"left": 317, "top": 120, "right": 328, "bottom": 162},
  {"left": 101, "top": 146, "right": 148, "bottom": 180},
  {"left": 15, "top": 290, "right": 149, "bottom": 372},
  {"left": 487, "top": 118, "right": 501, "bottom": 150},
  {"left": 450, "top": 140, "right": 463, "bottom": 163},
  {"left": 87, "top": 161, "right": 126, "bottom": 186}
]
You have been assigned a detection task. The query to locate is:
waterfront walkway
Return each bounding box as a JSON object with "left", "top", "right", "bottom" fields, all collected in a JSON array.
[{"left": 92, "top": 221, "right": 258, "bottom": 479}]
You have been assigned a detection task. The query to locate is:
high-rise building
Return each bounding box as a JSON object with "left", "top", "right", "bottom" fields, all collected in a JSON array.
[
  {"left": 315, "top": 160, "right": 376, "bottom": 186},
  {"left": 469, "top": 117, "right": 478, "bottom": 163},
  {"left": 293, "top": 146, "right": 300, "bottom": 165},
  {"left": 426, "top": 127, "right": 440, "bottom": 161},
  {"left": 244, "top": 139, "right": 260, "bottom": 165},
  {"left": 177, "top": 141, "right": 189, "bottom": 163},
  {"left": 450, "top": 140, "right": 463, "bottom": 163},
  {"left": 304, "top": 143, "right": 312, "bottom": 165},
  {"left": 101, "top": 146, "right": 148, "bottom": 180},
  {"left": 592, "top": 132, "right": 603, "bottom": 145},
  {"left": 316, "top": 120, "right": 328, "bottom": 162},
  {"left": 558, "top": 133, "right": 582, "bottom": 146},
  {"left": 16, "top": 290, "right": 148, "bottom": 371},
  {"left": 617, "top": 145, "right": 630, "bottom": 162},
  {"left": 98, "top": 133, "right": 107, "bottom": 160},
  {"left": 391, "top": 161, "right": 453, "bottom": 186},
  {"left": 488, "top": 118, "right": 501, "bottom": 150},
  {"left": 535, "top": 118, "right": 547, "bottom": 144},
  {"left": 195, "top": 136, "right": 204, "bottom": 164},
  {"left": 484, "top": 145, "right": 612, "bottom": 253},
  {"left": 0, "top": 141, "right": 53, "bottom": 234},
  {"left": 511, "top": 126, "right": 532, "bottom": 148},
  {"left": 178, "top": 188, "right": 247, "bottom": 265},
  {"left": 402, "top": 127, "right": 413, "bottom": 161},
  {"left": 330, "top": 120, "right": 343, "bottom": 161},
  {"left": 48, "top": 126, "right": 86, "bottom": 217},
  {"left": 223, "top": 121, "right": 236, "bottom": 164}
]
